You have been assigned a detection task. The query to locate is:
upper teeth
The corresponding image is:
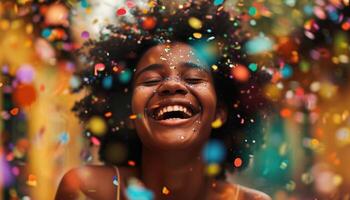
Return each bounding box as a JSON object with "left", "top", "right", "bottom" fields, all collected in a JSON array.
[{"left": 156, "top": 105, "right": 192, "bottom": 118}]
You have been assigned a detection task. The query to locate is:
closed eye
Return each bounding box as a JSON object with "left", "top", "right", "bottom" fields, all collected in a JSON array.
[
  {"left": 185, "top": 78, "right": 204, "bottom": 84},
  {"left": 143, "top": 79, "right": 162, "bottom": 86}
]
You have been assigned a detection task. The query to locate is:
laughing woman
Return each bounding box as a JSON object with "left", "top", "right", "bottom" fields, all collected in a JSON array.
[{"left": 55, "top": 1, "right": 271, "bottom": 200}]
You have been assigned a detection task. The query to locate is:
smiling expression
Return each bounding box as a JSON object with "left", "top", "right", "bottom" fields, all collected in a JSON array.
[{"left": 132, "top": 42, "right": 223, "bottom": 150}]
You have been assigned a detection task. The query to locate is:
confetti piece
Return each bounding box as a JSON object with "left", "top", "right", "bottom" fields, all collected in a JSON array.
[
  {"left": 129, "top": 114, "right": 137, "bottom": 120},
  {"left": 206, "top": 163, "right": 221, "bottom": 176},
  {"left": 280, "top": 64, "right": 293, "bottom": 78},
  {"left": 244, "top": 35, "right": 274, "bottom": 55},
  {"left": 94, "top": 63, "right": 105, "bottom": 76},
  {"left": 233, "top": 157, "right": 242, "bottom": 168},
  {"left": 91, "top": 136, "right": 101, "bottom": 146},
  {"left": 13, "top": 84, "right": 37, "bottom": 107},
  {"left": 193, "top": 32, "right": 202, "bottom": 39},
  {"left": 126, "top": 183, "right": 154, "bottom": 200},
  {"left": 128, "top": 160, "right": 136, "bottom": 166},
  {"left": 280, "top": 108, "right": 292, "bottom": 118},
  {"left": 188, "top": 17, "right": 202, "bottom": 30},
  {"left": 81, "top": 31, "right": 90, "bottom": 39},
  {"left": 10, "top": 108, "right": 19, "bottom": 116},
  {"left": 105, "top": 112, "right": 112, "bottom": 118},
  {"left": 231, "top": 65, "right": 250, "bottom": 82},
  {"left": 87, "top": 116, "right": 107, "bottom": 135},
  {"left": 211, "top": 118, "right": 222, "bottom": 128},
  {"left": 116, "top": 7, "right": 127, "bottom": 16},
  {"left": 102, "top": 76, "right": 113, "bottom": 89},
  {"left": 41, "top": 28, "right": 52, "bottom": 38},
  {"left": 27, "top": 174, "right": 37, "bottom": 187},
  {"left": 16, "top": 64, "right": 35, "bottom": 84},
  {"left": 70, "top": 75, "right": 81, "bottom": 89},
  {"left": 118, "top": 69, "right": 132, "bottom": 84},
  {"left": 248, "top": 6, "right": 257, "bottom": 16},
  {"left": 202, "top": 140, "right": 226, "bottom": 164},
  {"left": 81, "top": 0, "right": 89, "bottom": 8},
  {"left": 58, "top": 132, "right": 69, "bottom": 144},
  {"left": 248, "top": 63, "right": 258, "bottom": 72},
  {"left": 213, "top": 0, "right": 224, "bottom": 6},
  {"left": 162, "top": 186, "right": 170, "bottom": 195},
  {"left": 142, "top": 17, "right": 157, "bottom": 30},
  {"left": 126, "top": 1, "right": 136, "bottom": 8}
]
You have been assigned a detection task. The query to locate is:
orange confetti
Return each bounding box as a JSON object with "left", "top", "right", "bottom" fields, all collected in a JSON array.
[
  {"left": 280, "top": 108, "right": 292, "bottom": 118},
  {"left": 13, "top": 84, "right": 37, "bottom": 107},
  {"left": 162, "top": 186, "right": 170, "bottom": 195},
  {"left": 233, "top": 157, "right": 242, "bottom": 168},
  {"left": 129, "top": 114, "right": 137, "bottom": 120},
  {"left": 105, "top": 112, "right": 112, "bottom": 118},
  {"left": 27, "top": 174, "right": 37, "bottom": 187},
  {"left": 10, "top": 107, "right": 19, "bottom": 116},
  {"left": 342, "top": 22, "right": 350, "bottom": 31},
  {"left": 231, "top": 65, "right": 250, "bottom": 82},
  {"left": 142, "top": 16, "right": 157, "bottom": 30}
]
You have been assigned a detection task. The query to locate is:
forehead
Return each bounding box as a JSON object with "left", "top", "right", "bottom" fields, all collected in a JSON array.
[{"left": 136, "top": 42, "right": 206, "bottom": 71}]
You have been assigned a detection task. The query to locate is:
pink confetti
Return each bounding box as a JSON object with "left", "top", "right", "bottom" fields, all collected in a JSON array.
[
  {"left": 126, "top": 1, "right": 135, "bottom": 8},
  {"left": 91, "top": 136, "right": 100, "bottom": 146}
]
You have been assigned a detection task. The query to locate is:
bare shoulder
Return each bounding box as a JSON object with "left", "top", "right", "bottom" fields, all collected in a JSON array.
[
  {"left": 55, "top": 165, "right": 138, "bottom": 200},
  {"left": 236, "top": 184, "right": 271, "bottom": 200},
  {"left": 211, "top": 181, "right": 271, "bottom": 200}
]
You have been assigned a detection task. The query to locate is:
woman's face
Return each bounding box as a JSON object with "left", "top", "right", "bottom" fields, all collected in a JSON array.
[{"left": 132, "top": 42, "right": 222, "bottom": 150}]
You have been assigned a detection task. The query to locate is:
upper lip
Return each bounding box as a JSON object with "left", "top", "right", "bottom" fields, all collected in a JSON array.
[{"left": 146, "top": 99, "right": 201, "bottom": 119}]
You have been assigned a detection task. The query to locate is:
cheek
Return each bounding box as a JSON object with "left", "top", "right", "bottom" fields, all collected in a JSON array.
[
  {"left": 193, "top": 84, "right": 217, "bottom": 109},
  {"left": 131, "top": 87, "right": 152, "bottom": 113}
]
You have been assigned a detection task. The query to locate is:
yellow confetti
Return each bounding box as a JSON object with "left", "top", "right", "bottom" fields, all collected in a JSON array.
[
  {"left": 188, "top": 17, "right": 202, "bottom": 30},
  {"left": 87, "top": 116, "right": 107, "bottom": 135},
  {"left": 211, "top": 65, "right": 218, "bottom": 71},
  {"left": 193, "top": 32, "right": 202, "bottom": 39},
  {"left": 206, "top": 163, "right": 220, "bottom": 176},
  {"left": 211, "top": 118, "right": 222, "bottom": 128}
]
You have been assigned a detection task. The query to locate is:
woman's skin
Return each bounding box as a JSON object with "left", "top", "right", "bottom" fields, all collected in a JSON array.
[{"left": 55, "top": 42, "right": 271, "bottom": 200}]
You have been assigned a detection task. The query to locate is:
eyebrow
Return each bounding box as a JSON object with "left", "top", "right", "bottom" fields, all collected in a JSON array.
[{"left": 134, "top": 62, "right": 209, "bottom": 80}]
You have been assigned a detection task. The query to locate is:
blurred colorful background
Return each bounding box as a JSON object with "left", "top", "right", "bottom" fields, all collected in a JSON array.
[{"left": 0, "top": 0, "right": 350, "bottom": 199}]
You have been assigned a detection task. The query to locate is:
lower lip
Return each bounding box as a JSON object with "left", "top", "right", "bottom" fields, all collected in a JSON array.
[{"left": 149, "top": 114, "right": 200, "bottom": 126}]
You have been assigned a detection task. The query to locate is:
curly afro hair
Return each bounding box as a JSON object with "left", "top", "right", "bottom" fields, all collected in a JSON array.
[{"left": 72, "top": 0, "right": 271, "bottom": 178}]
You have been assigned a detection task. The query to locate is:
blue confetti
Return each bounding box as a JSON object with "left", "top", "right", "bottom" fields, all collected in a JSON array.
[
  {"left": 214, "top": 0, "right": 224, "bottom": 6},
  {"left": 119, "top": 69, "right": 132, "bottom": 84},
  {"left": 102, "top": 76, "right": 113, "bottom": 89},
  {"left": 41, "top": 28, "right": 52, "bottom": 38},
  {"left": 58, "top": 132, "right": 69, "bottom": 144},
  {"left": 202, "top": 139, "right": 226, "bottom": 164},
  {"left": 280, "top": 64, "right": 293, "bottom": 78},
  {"left": 126, "top": 184, "right": 154, "bottom": 200},
  {"left": 244, "top": 35, "right": 274, "bottom": 55}
]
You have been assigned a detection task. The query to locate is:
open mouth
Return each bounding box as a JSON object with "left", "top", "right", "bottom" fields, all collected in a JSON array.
[{"left": 148, "top": 103, "right": 199, "bottom": 121}]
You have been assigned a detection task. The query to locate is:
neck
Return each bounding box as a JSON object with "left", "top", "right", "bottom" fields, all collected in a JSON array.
[{"left": 141, "top": 145, "right": 210, "bottom": 200}]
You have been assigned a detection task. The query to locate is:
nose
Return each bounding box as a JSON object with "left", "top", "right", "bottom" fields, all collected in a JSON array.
[{"left": 157, "top": 77, "right": 188, "bottom": 96}]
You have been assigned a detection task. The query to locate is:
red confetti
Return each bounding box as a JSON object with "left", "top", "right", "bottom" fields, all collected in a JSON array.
[
  {"left": 128, "top": 160, "right": 136, "bottom": 166},
  {"left": 231, "top": 65, "right": 250, "bottom": 82},
  {"left": 10, "top": 108, "right": 19, "bottom": 116},
  {"left": 233, "top": 157, "right": 243, "bottom": 167},
  {"left": 142, "top": 16, "right": 157, "bottom": 30},
  {"left": 116, "top": 8, "right": 127, "bottom": 16}
]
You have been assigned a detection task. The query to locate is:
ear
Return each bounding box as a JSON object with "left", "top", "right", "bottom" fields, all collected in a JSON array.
[{"left": 214, "top": 101, "right": 228, "bottom": 125}]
